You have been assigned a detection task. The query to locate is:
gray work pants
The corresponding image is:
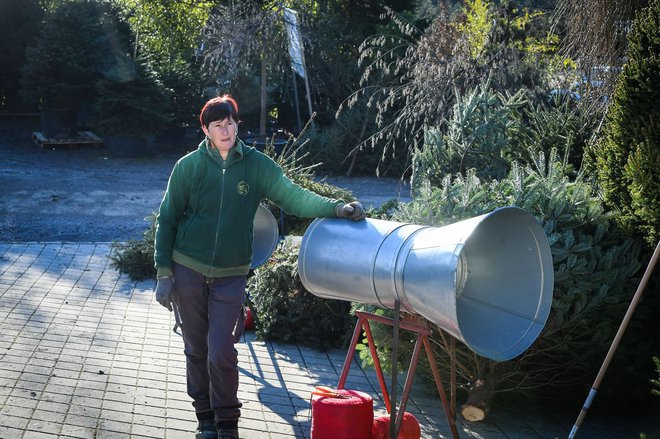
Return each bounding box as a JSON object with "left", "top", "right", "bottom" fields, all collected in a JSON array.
[{"left": 172, "top": 262, "right": 246, "bottom": 421}]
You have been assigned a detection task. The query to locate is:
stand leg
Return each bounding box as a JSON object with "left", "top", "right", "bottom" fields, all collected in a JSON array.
[
  {"left": 364, "top": 321, "right": 392, "bottom": 413},
  {"left": 339, "top": 316, "right": 393, "bottom": 413},
  {"left": 395, "top": 333, "right": 424, "bottom": 436},
  {"left": 338, "top": 315, "right": 365, "bottom": 389},
  {"left": 423, "top": 337, "right": 460, "bottom": 438},
  {"left": 390, "top": 300, "right": 401, "bottom": 439}
]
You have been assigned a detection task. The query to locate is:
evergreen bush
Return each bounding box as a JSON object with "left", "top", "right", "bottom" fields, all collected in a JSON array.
[
  {"left": 109, "top": 214, "right": 157, "bottom": 281},
  {"left": 0, "top": 0, "right": 43, "bottom": 112},
  {"left": 295, "top": 121, "right": 349, "bottom": 175},
  {"left": 590, "top": 0, "right": 659, "bottom": 249},
  {"left": 20, "top": 0, "right": 124, "bottom": 110},
  {"left": 411, "top": 81, "right": 598, "bottom": 195},
  {"left": 94, "top": 59, "right": 172, "bottom": 138},
  {"left": 410, "top": 79, "right": 526, "bottom": 191},
  {"left": 359, "top": 150, "right": 648, "bottom": 411},
  {"left": 515, "top": 94, "right": 598, "bottom": 176},
  {"left": 247, "top": 239, "right": 355, "bottom": 350}
]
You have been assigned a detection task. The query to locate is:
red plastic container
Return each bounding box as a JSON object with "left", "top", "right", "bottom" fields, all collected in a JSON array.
[
  {"left": 372, "top": 412, "right": 421, "bottom": 439},
  {"left": 311, "top": 389, "right": 373, "bottom": 439}
]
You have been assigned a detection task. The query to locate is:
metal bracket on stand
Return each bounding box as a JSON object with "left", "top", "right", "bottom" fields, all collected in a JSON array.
[{"left": 337, "top": 309, "right": 460, "bottom": 439}]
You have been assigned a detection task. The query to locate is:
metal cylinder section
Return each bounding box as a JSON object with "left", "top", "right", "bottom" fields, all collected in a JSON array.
[{"left": 298, "top": 206, "right": 554, "bottom": 361}]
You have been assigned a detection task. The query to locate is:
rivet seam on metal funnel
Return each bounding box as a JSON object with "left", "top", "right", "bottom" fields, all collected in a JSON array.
[{"left": 369, "top": 222, "right": 408, "bottom": 310}]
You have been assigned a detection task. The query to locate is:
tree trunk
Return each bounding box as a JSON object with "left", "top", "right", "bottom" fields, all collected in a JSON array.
[
  {"left": 345, "top": 106, "right": 370, "bottom": 177},
  {"left": 345, "top": 149, "right": 359, "bottom": 177},
  {"left": 460, "top": 378, "right": 494, "bottom": 422},
  {"left": 259, "top": 35, "right": 267, "bottom": 136}
]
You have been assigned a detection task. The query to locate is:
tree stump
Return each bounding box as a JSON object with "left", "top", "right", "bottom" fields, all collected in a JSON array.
[{"left": 460, "top": 379, "right": 493, "bottom": 422}]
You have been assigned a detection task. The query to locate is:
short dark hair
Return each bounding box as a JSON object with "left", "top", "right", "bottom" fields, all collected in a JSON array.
[{"left": 199, "top": 95, "right": 239, "bottom": 128}]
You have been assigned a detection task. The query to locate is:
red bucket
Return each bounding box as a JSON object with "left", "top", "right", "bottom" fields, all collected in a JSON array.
[
  {"left": 311, "top": 388, "right": 373, "bottom": 439},
  {"left": 372, "top": 412, "right": 421, "bottom": 439}
]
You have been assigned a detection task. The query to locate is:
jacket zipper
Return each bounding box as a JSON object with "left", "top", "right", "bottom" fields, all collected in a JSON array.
[{"left": 208, "top": 160, "right": 226, "bottom": 275}]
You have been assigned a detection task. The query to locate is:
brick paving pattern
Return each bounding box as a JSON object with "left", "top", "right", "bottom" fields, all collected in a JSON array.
[{"left": 1, "top": 243, "right": 657, "bottom": 438}]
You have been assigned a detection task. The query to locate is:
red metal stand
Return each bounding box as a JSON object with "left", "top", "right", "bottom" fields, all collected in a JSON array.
[{"left": 337, "top": 310, "right": 460, "bottom": 439}]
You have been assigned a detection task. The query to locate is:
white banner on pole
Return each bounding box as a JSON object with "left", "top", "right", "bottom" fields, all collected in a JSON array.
[{"left": 283, "top": 8, "right": 305, "bottom": 79}]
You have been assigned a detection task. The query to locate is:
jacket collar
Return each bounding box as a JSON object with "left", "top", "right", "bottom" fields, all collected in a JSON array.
[{"left": 201, "top": 138, "right": 247, "bottom": 166}]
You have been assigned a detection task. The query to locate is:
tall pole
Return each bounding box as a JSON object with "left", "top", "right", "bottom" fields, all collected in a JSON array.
[
  {"left": 298, "top": 31, "right": 313, "bottom": 119},
  {"left": 291, "top": 67, "right": 302, "bottom": 132},
  {"left": 569, "top": 240, "right": 659, "bottom": 438}
]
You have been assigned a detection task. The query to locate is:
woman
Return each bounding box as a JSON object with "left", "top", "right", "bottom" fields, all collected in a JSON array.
[{"left": 154, "top": 95, "right": 365, "bottom": 439}]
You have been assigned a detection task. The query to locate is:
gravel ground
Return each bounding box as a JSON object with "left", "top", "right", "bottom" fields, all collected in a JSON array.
[{"left": 0, "top": 119, "right": 410, "bottom": 242}]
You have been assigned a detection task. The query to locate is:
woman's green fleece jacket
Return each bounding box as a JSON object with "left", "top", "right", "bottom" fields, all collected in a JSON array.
[{"left": 154, "top": 138, "right": 343, "bottom": 278}]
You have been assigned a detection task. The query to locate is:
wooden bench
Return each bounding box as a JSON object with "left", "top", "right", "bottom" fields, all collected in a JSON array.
[{"left": 32, "top": 131, "right": 103, "bottom": 149}]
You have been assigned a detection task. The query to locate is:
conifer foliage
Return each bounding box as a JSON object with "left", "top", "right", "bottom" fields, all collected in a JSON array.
[
  {"left": 247, "top": 239, "right": 355, "bottom": 351},
  {"left": 359, "top": 151, "right": 644, "bottom": 408},
  {"left": 591, "top": 0, "right": 660, "bottom": 249}
]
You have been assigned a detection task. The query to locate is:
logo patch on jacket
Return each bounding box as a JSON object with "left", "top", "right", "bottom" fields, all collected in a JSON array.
[{"left": 236, "top": 181, "right": 250, "bottom": 195}]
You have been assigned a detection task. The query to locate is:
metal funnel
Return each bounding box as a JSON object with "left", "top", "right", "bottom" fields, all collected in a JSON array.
[
  {"left": 251, "top": 204, "right": 279, "bottom": 268},
  {"left": 298, "top": 206, "right": 554, "bottom": 361}
]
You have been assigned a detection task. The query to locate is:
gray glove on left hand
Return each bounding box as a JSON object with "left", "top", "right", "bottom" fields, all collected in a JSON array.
[
  {"left": 155, "top": 277, "right": 175, "bottom": 312},
  {"left": 336, "top": 201, "right": 366, "bottom": 221}
]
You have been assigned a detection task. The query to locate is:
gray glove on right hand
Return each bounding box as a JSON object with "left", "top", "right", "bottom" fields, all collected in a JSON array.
[
  {"left": 335, "top": 201, "right": 366, "bottom": 221},
  {"left": 155, "top": 277, "right": 175, "bottom": 312}
]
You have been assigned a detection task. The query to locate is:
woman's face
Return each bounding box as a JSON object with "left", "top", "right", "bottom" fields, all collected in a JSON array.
[{"left": 202, "top": 117, "right": 237, "bottom": 155}]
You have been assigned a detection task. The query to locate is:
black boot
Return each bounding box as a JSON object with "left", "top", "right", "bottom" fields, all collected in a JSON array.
[
  {"left": 195, "top": 412, "right": 218, "bottom": 439},
  {"left": 216, "top": 420, "right": 239, "bottom": 439}
]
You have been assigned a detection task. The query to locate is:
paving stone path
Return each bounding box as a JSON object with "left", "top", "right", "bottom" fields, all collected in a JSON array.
[{"left": 2, "top": 242, "right": 657, "bottom": 438}]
